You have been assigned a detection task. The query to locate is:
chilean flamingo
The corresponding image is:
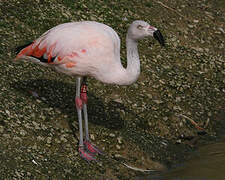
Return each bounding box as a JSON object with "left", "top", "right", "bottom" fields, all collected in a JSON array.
[{"left": 15, "top": 20, "right": 165, "bottom": 161}]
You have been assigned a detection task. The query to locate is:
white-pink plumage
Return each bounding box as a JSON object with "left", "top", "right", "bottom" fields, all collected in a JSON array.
[{"left": 15, "top": 20, "right": 164, "bottom": 161}]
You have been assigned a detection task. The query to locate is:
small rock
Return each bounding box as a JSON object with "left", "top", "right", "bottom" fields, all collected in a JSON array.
[
  {"left": 173, "top": 105, "right": 182, "bottom": 111},
  {"left": 20, "top": 129, "right": 27, "bottom": 136},
  {"left": 32, "top": 121, "right": 40, "bottom": 130},
  {"left": 90, "top": 134, "right": 95, "bottom": 140},
  {"left": 15, "top": 170, "right": 22, "bottom": 178},
  {"left": 114, "top": 154, "right": 122, "bottom": 158},
  {"left": 204, "top": 48, "right": 209, "bottom": 52},
  {"left": 147, "top": 93, "right": 153, "bottom": 99},
  {"left": 122, "top": 17, "right": 128, "bottom": 21},
  {"left": 117, "top": 137, "right": 123, "bottom": 144},
  {"left": 13, "top": 136, "right": 22, "bottom": 142},
  {"left": 116, "top": 145, "right": 121, "bottom": 150},
  {"left": 41, "top": 124, "right": 47, "bottom": 130},
  {"left": 208, "top": 112, "right": 212, "bottom": 117},
  {"left": 163, "top": 117, "right": 168, "bottom": 121},
  {"left": 36, "top": 99, "right": 41, "bottom": 103},
  {"left": 3, "top": 134, "right": 10, "bottom": 138},
  {"left": 113, "top": 98, "right": 123, "bottom": 103},
  {"left": 188, "top": 24, "right": 194, "bottom": 29},
  {"left": 60, "top": 135, "right": 68, "bottom": 143},
  {"left": 175, "top": 97, "right": 181, "bottom": 102},
  {"left": 55, "top": 138, "right": 61, "bottom": 144},
  {"left": 109, "top": 133, "right": 116, "bottom": 138},
  {"left": 156, "top": 54, "right": 162, "bottom": 59},
  {"left": 37, "top": 136, "right": 44, "bottom": 141},
  {"left": 5, "top": 110, "right": 10, "bottom": 116},
  {"left": 218, "top": 27, "right": 225, "bottom": 34},
  {"left": 193, "top": 19, "right": 199, "bottom": 23},
  {"left": 46, "top": 137, "right": 52, "bottom": 144},
  {"left": 32, "top": 144, "right": 38, "bottom": 150},
  {"left": 0, "top": 126, "right": 4, "bottom": 133},
  {"left": 153, "top": 99, "right": 163, "bottom": 104}
]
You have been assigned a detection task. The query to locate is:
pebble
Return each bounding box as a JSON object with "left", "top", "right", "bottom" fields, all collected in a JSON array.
[
  {"left": 60, "top": 135, "right": 68, "bottom": 143},
  {"left": 117, "top": 137, "right": 123, "bottom": 144},
  {"left": 5, "top": 110, "right": 10, "bottom": 116},
  {"left": 109, "top": 133, "right": 116, "bottom": 137},
  {"left": 218, "top": 27, "right": 224, "bottom": 34},
  {"left": 46, "top": 137, "right": 52, "bottom": 144},
  {"left": 0, "top": 126, "right": 4, "bottom": 133},
  {"left": 153, "top": 100, "right": 163, "bottom": 104},
  {"left": 32, "top": 121, "right": 40, "bottom": 130},
  {"left": 188, "top": 24, "right": 194, "bottom": 29},
  {"left": 37, "top": 136, "right": 44, "bottom": 141},
  {"left": 163, "top": 117, "right": 168, "bottom": 121},
  {"left": 113, "top": 98, "right": 123, "bottom": 103},
  {"left": 13, "top": 136, "right": 22, "bottom": 142},
  {"left": 90, "top": 134, "right": 95, "bottom": 140},
  {"left": 193, "top": 19, "right": 199, "bottom": 23},
  {"left": 175, "top": 97, "right": 181, "bottom": 102},
  {"left": 20, "top": 129, "right": 27, "bottom": 136},
  {"left": 55, "top": 138, "right": 61, "bottom": 144},
  {"left": 116, "top": 145, "right": 121, "bottom": 150},
  {"left": 147, "top": 93, "right": 153, "bottom": 99},
  {"left": 114, "top": 154, "right": 122, "bottom": 158}
]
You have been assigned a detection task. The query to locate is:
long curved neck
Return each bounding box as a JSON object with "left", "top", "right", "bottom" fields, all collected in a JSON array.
[
  {"left": 125, "top": 36, "right": 140, "bottom": 84},
  {"left": 98, "top": 34, "right": 140, "bottom": 85},
  {"left": 107, "top": 35, "right": 140, "bottom": 85}
]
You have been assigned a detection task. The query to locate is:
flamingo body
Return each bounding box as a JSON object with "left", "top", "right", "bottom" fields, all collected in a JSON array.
[{"left": 16, "top": 21, "right": 124, "bottom": 84}]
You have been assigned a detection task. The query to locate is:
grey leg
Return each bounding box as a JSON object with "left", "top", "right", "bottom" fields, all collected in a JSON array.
[
  {"left": 80, "top": 78, "right": 103, "bottom": 155},
  {"left": 76, "top": 77, "right": 96, "bottom": 161},
  {"left": 75, "top": 77, "right": 83, "bottom": 147},
  {"left": 83, "top": 104, "right": 90, "bottom": 141},
  {"left": 80, "top": 77, "right": 89, "bottom": 141}
]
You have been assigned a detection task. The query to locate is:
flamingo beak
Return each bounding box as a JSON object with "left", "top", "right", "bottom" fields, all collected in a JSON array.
[{"left": 153, "top": 30, "right": 165, "bottom": 46}]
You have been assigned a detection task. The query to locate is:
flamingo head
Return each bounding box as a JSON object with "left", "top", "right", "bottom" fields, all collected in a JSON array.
[{"left": 128, "top": 20, "right": 165, "bottom": 46}]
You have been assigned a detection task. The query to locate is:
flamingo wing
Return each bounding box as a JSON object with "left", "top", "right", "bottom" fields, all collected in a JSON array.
[
  {"left": 16, "top": 23, "right": 86, "bottom": 67},
  {"left": 15, "top": 21, "right": 121, "bottom": 78}
]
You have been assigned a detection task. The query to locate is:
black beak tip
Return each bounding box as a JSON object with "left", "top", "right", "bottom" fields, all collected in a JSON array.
[{"left": 153, "top": 30, "right": 165, "bottom": 47}]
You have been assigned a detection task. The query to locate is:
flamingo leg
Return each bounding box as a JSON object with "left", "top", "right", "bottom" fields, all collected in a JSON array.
[
  {"left": 80, "top": 77, "right": 103, "bottom": 155},
  {"left": 75, "top": 77, "right": 96, "bottom": 161},
  {"left": 83, "top": 104, "right": 89, "bottom": 141}
]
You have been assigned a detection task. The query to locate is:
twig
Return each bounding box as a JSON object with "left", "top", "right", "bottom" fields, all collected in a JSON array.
[
  {"left": 153, "top": 0, "right": 185, "bottom": 18},
  {"left": 122, "top": 163, "right": 157, "bottom": 172},
  {"left": 179, "top": 114, "right": 205, "bottom": 131}
]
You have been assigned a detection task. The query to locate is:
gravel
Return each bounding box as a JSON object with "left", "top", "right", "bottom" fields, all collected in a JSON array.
[{"left": 0, "top": 0, "right": 224, "bottom": 179}]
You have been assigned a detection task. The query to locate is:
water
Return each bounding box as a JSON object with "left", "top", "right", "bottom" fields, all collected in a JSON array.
[{"left": 137, "top": 138, "right": 225, "bottom": 180}]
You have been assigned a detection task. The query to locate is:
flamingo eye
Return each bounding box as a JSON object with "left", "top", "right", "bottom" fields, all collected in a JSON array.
[{"left": 137, "top": 25, "right": 143, "bottom": 30}]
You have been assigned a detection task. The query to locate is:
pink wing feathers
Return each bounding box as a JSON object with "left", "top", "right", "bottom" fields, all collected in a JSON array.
[
  {"left": 15, "top": 22, "right": 93, "bottom": 68},
  {"left": 15, "top": 21, "right": 120, "bottom": 74}
]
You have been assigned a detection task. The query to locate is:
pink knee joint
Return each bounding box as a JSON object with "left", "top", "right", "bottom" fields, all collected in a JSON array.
[
  {"left": 75, "top": 97, "right": 83, "bottom": 109},
  {"left": 80, "top": 84, "right": 88, "bottom": 104}
]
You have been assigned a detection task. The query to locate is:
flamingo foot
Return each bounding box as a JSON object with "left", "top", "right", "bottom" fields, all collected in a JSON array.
[
  {"left": 84, "top": 140, "right": 103, "bottom": 155},
  {"left": 79, "top": 147, "right": 96, "bottom": 162}
]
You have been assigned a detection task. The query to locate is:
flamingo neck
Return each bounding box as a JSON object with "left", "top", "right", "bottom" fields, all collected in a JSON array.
[
  {"left": 112, "top": 36, "right": 140, "bottom": 85},
  {"left": 125, "top": 37, "right": 140, "bottom": 84},
  {"left": 97, "top": 35, "right": 140, "bottom": 85}
]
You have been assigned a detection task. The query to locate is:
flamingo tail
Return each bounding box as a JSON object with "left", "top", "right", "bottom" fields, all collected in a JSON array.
[{"left": 15, "top": 42, "right": 33, "bottom": 54}]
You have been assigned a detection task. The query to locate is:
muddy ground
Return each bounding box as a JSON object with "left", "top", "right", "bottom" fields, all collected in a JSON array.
[{"left": 0, "top": 0, "right": 224, "bottom": 179}]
